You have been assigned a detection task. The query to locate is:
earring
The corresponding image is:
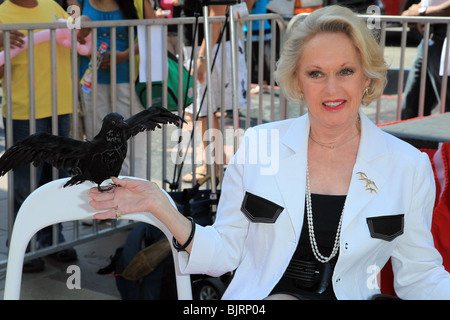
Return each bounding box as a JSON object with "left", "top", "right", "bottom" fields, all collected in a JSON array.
[
  {"left": 363, "top": 87, "right": 370, "bottom": 97},
  {"left": 299, "top": 92, "right": 304, "bottom": 104}
]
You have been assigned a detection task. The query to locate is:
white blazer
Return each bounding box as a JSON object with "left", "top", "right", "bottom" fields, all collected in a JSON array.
[{"left": 178, "top": 111, "right": 450, "bottom": 300}]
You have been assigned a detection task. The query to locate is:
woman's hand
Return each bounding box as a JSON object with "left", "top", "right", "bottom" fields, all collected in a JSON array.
[
  {"left": 98, "top": 50, "right": 129, "bottom": 69},
  {"left": 77, "top": 27, "right": 91, "bottom": 45},
  {"left": 155, "top": 8, "right": 166, "bottom": 19},
  {"left": 89, "top": 177, "right": 173, "bottom": 219},
  {"left": 77, "top": 15, "right": 92, "bottom": 45},
  {"left": 401, "top": 3, "right": 420, "bottom": 16},
  {"left": 89, "top": 177, "right": 195, "bottom": 252}
]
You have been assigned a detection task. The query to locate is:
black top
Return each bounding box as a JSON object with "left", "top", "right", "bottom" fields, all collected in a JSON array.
[{"left": 271, "top": 194, "right": 346, "bottom": 300}]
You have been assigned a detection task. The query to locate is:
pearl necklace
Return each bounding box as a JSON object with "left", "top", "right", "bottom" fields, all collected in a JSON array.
[{"left": 305, "top": 163, "right": 344, "bottom": 263}]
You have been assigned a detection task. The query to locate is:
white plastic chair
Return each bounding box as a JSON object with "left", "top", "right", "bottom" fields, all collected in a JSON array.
[{"left": 3, "top": 177, "right": 193, "bottom": 300}]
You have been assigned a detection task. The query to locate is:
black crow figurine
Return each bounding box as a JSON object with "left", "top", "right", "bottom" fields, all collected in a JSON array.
[{"left": 0, "top": 106, "right": 184, "bottom": 191}]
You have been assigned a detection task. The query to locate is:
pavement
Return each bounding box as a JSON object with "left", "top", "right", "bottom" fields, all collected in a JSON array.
[
  {"left": 0, "top": 40, "right": 425, "bottom": 300},
  {"left": 0, "top": 230, "right": 128, "bottom": 300}
]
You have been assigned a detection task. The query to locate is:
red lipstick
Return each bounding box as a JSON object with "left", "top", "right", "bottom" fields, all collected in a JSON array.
[{"left": 322, "top": 100, "right": 347, "bottom": 112}]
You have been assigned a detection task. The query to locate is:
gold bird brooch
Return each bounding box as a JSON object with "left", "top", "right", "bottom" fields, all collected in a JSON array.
[{"left": 356, "top": 172, "right": 378, "bottom": 194}]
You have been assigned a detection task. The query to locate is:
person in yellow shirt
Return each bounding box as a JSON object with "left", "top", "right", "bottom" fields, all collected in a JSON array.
[{"left": 0, "top": 0, "right": 76, "bottom": 272}]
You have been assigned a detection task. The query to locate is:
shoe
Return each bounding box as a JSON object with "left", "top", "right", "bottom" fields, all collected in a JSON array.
[
  {"left": 182, "top": 171, "right": 207, "bottom": 183},
  {"left": 250, "top": 84, "right": 269, "bottom": 95},
  {"left": 224, "top": 110, "right": 243, "bottom": 119},
  {"left": 182, "top": 164, "right": 221, "bottom": 183},
  {"left": 182, "top": 164, "right": 209, "bottom": 183},
  {"left": 23, "top": 258, "right": 45, "bottom": 273},
  {"left": 48, "top": 248, "right": 78, "bottom": 262}
]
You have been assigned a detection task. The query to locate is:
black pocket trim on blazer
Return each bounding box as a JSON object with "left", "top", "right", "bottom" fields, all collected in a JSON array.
[
  {"left": 366, "top": 214, "right": 404, "bottom": 242},
  {"left": 240, "top": 192, "right": 284, "bottom": 223}
]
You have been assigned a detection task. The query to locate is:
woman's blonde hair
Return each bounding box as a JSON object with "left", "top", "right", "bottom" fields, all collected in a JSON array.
[{"left": 275, "top": 5, "right": 388, "bottom": 105}]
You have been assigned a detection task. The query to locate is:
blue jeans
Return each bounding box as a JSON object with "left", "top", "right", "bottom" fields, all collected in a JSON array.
[
  {"left": 3, "top": 115, "right": 71, "bottom": 248},
  {"left": 401, "top": 37, "right": 450, "bottom": 119}
]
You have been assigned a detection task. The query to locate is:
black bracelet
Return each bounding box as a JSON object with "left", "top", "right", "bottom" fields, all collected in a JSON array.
[{"left": 172, "top": 216, "right": 195, "bottom": 252}]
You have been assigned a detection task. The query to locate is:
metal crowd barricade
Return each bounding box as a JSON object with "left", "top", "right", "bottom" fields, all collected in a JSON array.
[
  {"left": 367, "top": 14, "right": 450, "bottom": 123},
  {"left": 242, "top": 13, "right": 287, "bottom": 124},
  {"left": 0, "top": 13, "right": 287, "bottom": 269},
  {"left": 1, "top": 10, "right": 448, "bottom": 270},
  {"left": 0, "top": 18, "right": 182, "bottom": 269}
]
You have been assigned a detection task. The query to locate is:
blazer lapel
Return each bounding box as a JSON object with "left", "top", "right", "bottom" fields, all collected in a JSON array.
[
  {"left": 341, "top": 112, "right": 388, "bottom": 232},
  {"left": 273, "top": 115, "right": 310, "bottom": 239}
]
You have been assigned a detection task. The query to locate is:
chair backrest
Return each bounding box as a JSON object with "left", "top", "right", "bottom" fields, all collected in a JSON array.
[{"left": 3, "top": 177, "right": 192, "bottom": 300}]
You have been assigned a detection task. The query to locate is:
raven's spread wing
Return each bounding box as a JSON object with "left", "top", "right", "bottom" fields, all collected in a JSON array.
[
  {"left": 124, "top": 106, "right": 184, "bottom": 139},
  {"left": 0, "top": 133, "right": 88, "bottom": 176}
]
